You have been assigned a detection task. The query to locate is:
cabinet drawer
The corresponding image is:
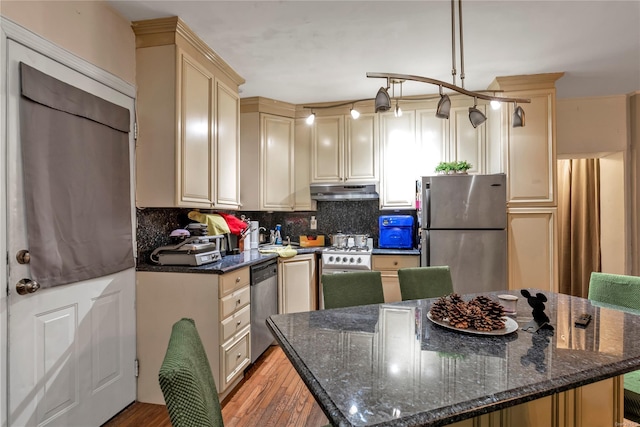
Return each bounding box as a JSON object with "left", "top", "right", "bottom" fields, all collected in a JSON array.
[
  {"left": 219, "top": 267, "right": 250, "bottom": 297},
  {"left": 220, "top": 304, "right": 251, "bottom": 343},
  {"left": 221, "top": 327, "right": 250, "bottom": 390},
  {"left": 372, "top": 255, "right": 420, "bottom": 271},
  {"left": 220, "top": 285, "right": 250, "bottom": 319}
]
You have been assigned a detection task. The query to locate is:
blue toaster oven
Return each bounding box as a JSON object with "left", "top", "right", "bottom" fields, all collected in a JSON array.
[{"left": 379, "top": 215, "right": 414, "bottom": 249}]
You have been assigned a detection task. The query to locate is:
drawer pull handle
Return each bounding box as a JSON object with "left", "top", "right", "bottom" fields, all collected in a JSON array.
[
  {"left": 236, "top": 321, "right": 241, "bottom": 326},
  {"left": 235, "top": 277, "right": 241, "bottom": 283},
  {"left": 393, "top": 261, "right": 398, "bottom": 266},
  {"left": 236, "top": 299, "right": 241, "bottom": 305},
  {"left": 236, "top": 353, "right": 242, "bottom": 359}
]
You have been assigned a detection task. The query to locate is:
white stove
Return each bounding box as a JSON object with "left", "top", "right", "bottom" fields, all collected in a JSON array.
[{"left": 321, "top": 246, "right": 372, "bottom": 271}]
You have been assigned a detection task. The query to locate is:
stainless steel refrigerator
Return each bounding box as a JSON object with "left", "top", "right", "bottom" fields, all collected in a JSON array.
[{"left": 418, "top": 173, "right": 507, "bottom": 294}]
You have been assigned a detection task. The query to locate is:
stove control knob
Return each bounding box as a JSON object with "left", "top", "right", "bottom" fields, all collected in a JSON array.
[
  {"left": 356, "top": 257, "right": 362, "bottom": 263},
  {"left": 342, "top": 257, "right": 348, "bottom": 263},
  {"left": 349, "top": 257, "right": 355, "bottom": 263},
  {"left": 328, "top": 256, "right": 334, "bottom": 262}
]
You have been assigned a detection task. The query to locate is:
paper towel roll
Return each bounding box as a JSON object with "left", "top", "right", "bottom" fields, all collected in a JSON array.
[{"left": 250, "top": 221, "right": 259, "bottom": 249}]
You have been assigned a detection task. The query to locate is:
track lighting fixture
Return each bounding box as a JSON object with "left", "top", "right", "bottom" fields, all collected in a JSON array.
[
  {"left": 436, "top": 86, "right": 451, "bottom": 119},
  {"left": 374, "top": 86, "right": 391, "bottom": 113},
  {"left": 513, "top": 104, "right": 525, "bottom": 128},
  {"left": 468, "top": 98, "right": 487, "bottom": 128},
  {"left": 350, "top": 105, "right": 360, "bottom": 119},
  {"left": 490, "top": 100, "right": 501, "bottom": 110},
  {"left": 367, "top": 0, "right": 529, "bottom": 126},
  {"left": 306, "top": 111, "right": 315, "bottom": 125}
]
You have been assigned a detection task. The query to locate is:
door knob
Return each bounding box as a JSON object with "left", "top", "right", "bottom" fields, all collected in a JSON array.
[
  {"left": 16, "top": 278, "right": 40, "bottom": 295},
  {"left": 16, "top": 249, "right": 30, "bottom": 264}
]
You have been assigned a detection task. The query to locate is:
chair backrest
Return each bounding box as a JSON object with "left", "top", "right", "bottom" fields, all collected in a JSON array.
[
  {"left": 587, "top": 272, "right": 640, "bottom": 311},
  {"left": 322, "top": 271, "right": 385, "bottom": 309},
  {"left": 159, "top": 318, "right": 224, "bottom": 427},
  {"left": 397, "top": 266, "right": 454, "bottom": 301}
]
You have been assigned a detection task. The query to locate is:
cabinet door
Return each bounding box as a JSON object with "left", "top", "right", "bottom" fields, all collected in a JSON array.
[
  {"left": 278, "top": 255, "right": 316, "bottom": 314},
  {"left": 416, "top": 108, "right": 447, "bottom": 177},
  {"left": 507, "top": 208, "right": 558, "bottom": 292},
  {"left": 177, "top": 49, "right": 215, "bottom": 206},
  {"left": 312, "top": 115, "right": 344, "bottom": 182},
  {"left": 450, "top": 106, "right": 485, "bottom": 174},
  {"left": 379, "top": 111, "right": 417, "bottom": 209},
  {"left": 214, "top": 79, "right": 240, "bottom": 208},
  {"left": 261, "top": 114, "right": 295, "bottom": 210},
  {"left": 345, "top": 113, "right": 378, "bottom": 182},
  {"left": 505, "top": 90, "right": 556, "bottom": 206},
  {"left": 294, "top": 118, "right": 316, "bottom": 210}
]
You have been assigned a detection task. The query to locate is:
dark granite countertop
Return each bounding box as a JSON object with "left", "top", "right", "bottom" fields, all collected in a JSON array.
[
  {"left": 267, "top": 290, "right": 640, "bottom": 426},
  {"left": 136, "top": 247, "right": 321, "bottom": 274}
]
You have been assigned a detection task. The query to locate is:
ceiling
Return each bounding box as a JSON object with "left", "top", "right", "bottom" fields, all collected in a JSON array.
[{"left": 108, "top": 0, "right": 640, "bottom": 105}]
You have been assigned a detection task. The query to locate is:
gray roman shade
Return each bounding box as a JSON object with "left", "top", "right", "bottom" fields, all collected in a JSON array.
[{"left": 19, "top": 62, "right": 134, "bottom": 288}]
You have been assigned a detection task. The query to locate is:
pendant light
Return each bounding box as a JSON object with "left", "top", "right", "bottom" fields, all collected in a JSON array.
[
  {"left": 374, "top": 85, "right": 391, "bottom": 113},
  {"left": 394, "top": 80, "right": 403, "bottom": 117},
  {"left": 513, "top": 104, "right": 525, "bottom": 127},
  {"left": 436, "top": 86, "right": 451, "bottom": 119},
  {"left": 468, "top": 98, "right": 487, "bottom": 128}
]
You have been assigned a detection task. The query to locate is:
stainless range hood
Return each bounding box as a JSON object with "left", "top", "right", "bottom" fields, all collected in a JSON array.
[{"left": 310, "top": 183, "right": 379, "bottom": 201}]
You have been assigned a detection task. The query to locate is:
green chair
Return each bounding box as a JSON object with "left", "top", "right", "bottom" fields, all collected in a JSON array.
[
  {"left": 397, "top": 266, "right": 454, "bottom": 301},
  {"left": 322, "top": 271, "right": 385, "bottom": 309},
  {"left": 587, "top": 272, "right": 640, "bottom": 423},
  {"left": 159, "top": 318, "right": 224, "bottom": 427}
]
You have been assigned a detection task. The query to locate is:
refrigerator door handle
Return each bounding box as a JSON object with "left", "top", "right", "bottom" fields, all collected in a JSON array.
[
  {"left": 425, "top": 230, "right": 430, "bottom": 266},
  {"left": 424, "top": 184, "right": 431, "bottom": 229}
]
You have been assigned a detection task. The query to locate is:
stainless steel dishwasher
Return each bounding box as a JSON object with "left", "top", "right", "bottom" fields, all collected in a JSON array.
[{"left": 250, "top": 259, "right": 278, "bottom": 363}]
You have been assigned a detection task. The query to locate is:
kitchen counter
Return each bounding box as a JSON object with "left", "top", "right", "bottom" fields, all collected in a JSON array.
[
  {"left": 136, "top": 247, "right": 321, "bottom": 274},
  {"left": 267, "top": 290, "right": 640, "bottom": 426}
]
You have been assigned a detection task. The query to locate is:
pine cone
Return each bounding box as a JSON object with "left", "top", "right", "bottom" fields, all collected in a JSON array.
[
  {"left": 448, "top": 301, "right": 469, "bottom": 329},
  {"left": 430, "top": 296, "right": 450, "bottom": 320}
]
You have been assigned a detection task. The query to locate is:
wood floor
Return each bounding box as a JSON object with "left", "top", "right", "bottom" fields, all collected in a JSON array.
[{"left": 102, "top": 345, "right": 328, "bottom": 427}]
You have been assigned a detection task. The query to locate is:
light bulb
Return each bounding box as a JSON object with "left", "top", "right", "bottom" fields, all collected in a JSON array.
[
  {"left": 306, "top": 112, "right": 315, "bottom": 125},
  {"left": 350, "top": 108, "right": 360, "bottom": 119},
  {"left": 394, "top": 103, "right": 402, "bottom": 117},
  {"left": 490, "top": 100, "right": 501, "bottom": 110}
]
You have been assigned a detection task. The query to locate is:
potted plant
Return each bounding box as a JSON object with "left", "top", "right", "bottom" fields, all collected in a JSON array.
[
  {"left": 435, "top": 161, "right": 458, "bottom": 174},
  {"left": 455, "top": 160, "right": 472, "bottom": 174}
]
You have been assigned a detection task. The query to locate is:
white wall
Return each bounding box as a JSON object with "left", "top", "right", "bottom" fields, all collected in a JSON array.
[{"left": 556, "top": 95, "right": 633, "bottom": 275}]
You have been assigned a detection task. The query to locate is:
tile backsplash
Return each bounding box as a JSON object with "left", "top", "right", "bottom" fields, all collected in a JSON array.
[{"left": 136, "top": 202, "right": 415, "bottom": 262}]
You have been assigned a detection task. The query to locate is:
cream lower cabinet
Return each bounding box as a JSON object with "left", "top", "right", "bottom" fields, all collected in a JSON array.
[
  {"left": 278, "top": 254, "right": 317, "bottom": 314},
  {"left": 240, "top": 98, "right": 296, "bottom": 211},
  {"left": 133, "top": 17, "right": 243, "bottom": 209},
  {"left": 507, "top": 208, "right": 558, "bottom": 292},
  {"left": 136, "top": 268, "right": 250, "bottom": 404},
  {"left": 448, "top": 376, "right": 621, "bottom": 427},
  {"left": 311, "top": 113, "right": 378, "bottom": 183},
  {"left": 372, "top": 254, "right": 420, "bottom": 302}
]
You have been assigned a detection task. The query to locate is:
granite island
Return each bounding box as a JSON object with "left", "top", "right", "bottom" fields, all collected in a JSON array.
[{"left": 267, "top": 290, "right": 640, "bottom": 426}]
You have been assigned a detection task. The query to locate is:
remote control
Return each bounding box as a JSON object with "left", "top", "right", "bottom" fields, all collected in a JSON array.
[{"left": 575, "top": 313, "right": 592, "bottom": 328}]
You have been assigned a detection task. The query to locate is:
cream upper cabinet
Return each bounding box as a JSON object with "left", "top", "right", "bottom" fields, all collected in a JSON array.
[
  {"left": 489, "top": 74, "right": 563, "bottom": 207},
  {"left": 311, "top": 113, "right": 378, "bottom": 183},
  {"left": 240, "top": 98, "right": 296, "bottom": 211},
  {"left": 415, "top": 102, "right": 486, "bottom": 178},
  {"left": 133, "top": 17, "right": 244, "bottom": 209},
  {"left": 379, "top": 111, "right": 417, "bottom": 210}
]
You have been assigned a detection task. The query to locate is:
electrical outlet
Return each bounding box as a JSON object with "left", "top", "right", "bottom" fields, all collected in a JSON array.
[{"left": 310, "top": 216, "right": 317, "bottom": 230}]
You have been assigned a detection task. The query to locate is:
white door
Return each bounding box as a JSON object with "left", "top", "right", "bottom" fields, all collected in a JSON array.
[{"left": 5, "top": 40, "right": 136, "bottom": 426}]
